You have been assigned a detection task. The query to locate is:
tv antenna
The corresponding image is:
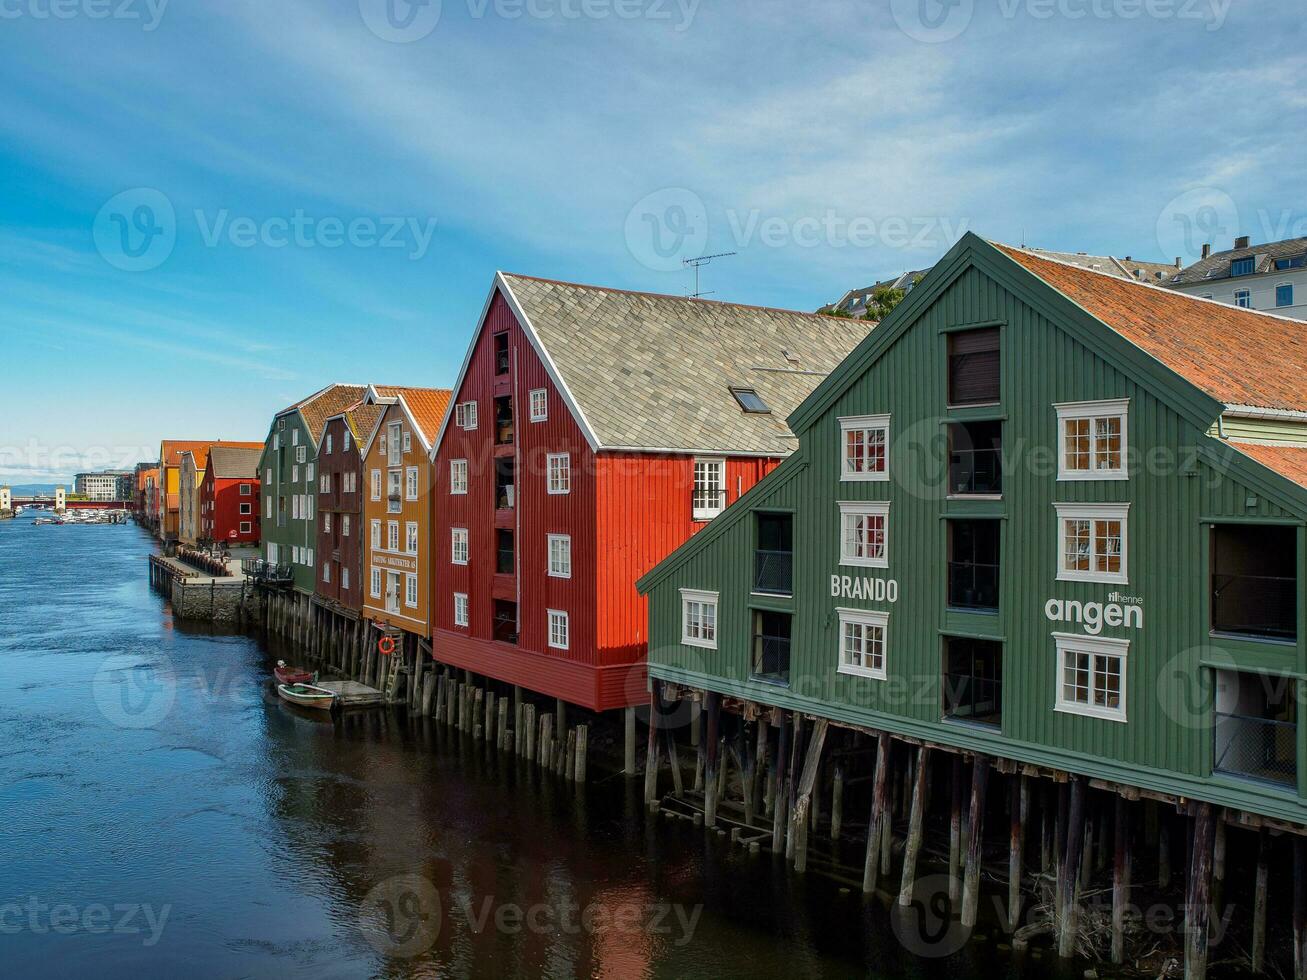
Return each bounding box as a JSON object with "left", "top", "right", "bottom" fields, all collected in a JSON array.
[{"left": 683, "top": 251, "right": 736, "bottom": 299}]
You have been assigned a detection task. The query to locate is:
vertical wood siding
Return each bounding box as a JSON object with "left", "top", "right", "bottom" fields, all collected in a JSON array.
[{"left": 315, "top": 416, "right": 364, "bottom": 613}]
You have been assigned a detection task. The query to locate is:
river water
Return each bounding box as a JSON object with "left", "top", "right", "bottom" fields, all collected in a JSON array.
[{"left": 0, "top": 515, "right": 1041, "bottom": 979}]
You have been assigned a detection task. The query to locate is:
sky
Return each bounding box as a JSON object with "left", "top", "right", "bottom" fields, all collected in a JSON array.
[{"left": 0, "top": 0, "right": 1302, "bottom": 483}]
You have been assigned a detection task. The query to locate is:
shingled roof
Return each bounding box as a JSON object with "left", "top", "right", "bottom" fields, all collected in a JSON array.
[
  {"left": 365, "top": 386, "right": 453, "bottom": 452},
  {"left": 496, "top": 273, "right": 873, "bottom": 455},
  {"left": 283, "top": 383, "right": 368, "bottom": 449},
  {"left": 997, "top": 244, "right": 1307, "bottom": 415},
  {"left": 1168, "top": 236, "right": 1307, "bottom": 286},
  {"left": 206, "top": 445, "right": 262, "bottom": 480}
]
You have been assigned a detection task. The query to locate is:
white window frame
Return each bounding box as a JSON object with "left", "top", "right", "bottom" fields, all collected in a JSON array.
[
  {"left": 547, "top": 609, "right": 570, "bottom": 650},
  {"left": 239, "top": 521, "right": 252, "bottom": 534},
  {"left": 450, "top": 459, "right": 468, "bottom": 495},
  {"left": 1054, "top": 633, "right": 1129, "bottom": 723},
  {"left": 239, "top": 483, "right": 251, "bottom": 496},
  {"left": 839, "top": 414, "right": 891, "bottom": 482},
  {"left": 405, "top": 466, "right": 419, "bottom": 501},
  {"left": 323, "top": 512, "right": 332, "bottom": 532},
  {"left": 240, "top": 503, "right": 252, "bottom": 515},
  {"left": 1234, "top": 289, "right": 1253, "bottom": 309},
  {"left": 326, "top": 433, "right": 333, "bottom": 455},
  {"left": 1276, "top": 282, "right": 1294, "bottom": 308},
  {"left": 547, "top": 453, "right": 571, "bottom": 495},
  {"left": 344, "top": 430, "right": 351, "bottom": 452},
  {"left": 451, "top": 528, "right": 469, "bottom": 565},
  {"left": 292, "top": 428, "right": 298, "bottom": 446},
  {"left": 342, "top": 514, "right": 351, "bottom": 537},
  {"left": 547, "top": 534, "right": 572, "bottom": 578},
  {"left": 371, "top": 519, "right": 382, "bottom": 550},
  {"left": 323, "top": 562, "right": 331, "bottom": 583},
  {"left": 265, "top": 496, "right": 272, "bottom": 520},
  {"left": 405, "top": 573, "right": 418, "bottom": 608},
  {"left": 403, "top": 430, "right": 412, "bottom": 453},
  {"left": 341, "top": 567, "right": 349, "bottom": 591},
  {"left": 406, "top": 521, "right": 419, "bottom": 555},
  {"left": 370, "top": 469, "right": 382, "bottom": 502},
  {"left": 529, "top": 388, "right": 548, "bottom": 422},
  {"left": 680, "top": 588, "right": 719, "bottom": 649},
  {"left": 1055, "top": 502, "right": 1129, "bottom": 585},
  {"left": 370, "top": 567, "right": 382, "bottom": 599},
  {"left": 456, "top": 401, "right": 478, "bottom": 430},
  {"left": 691, "top": 457, "right": 726, "bottom": 521},
  {"left": 836, "top": 608, "right": 889, "bottom": 681},
  {"left": 839, "top": 500, "right": 890, "bottom": 569},
  {"left": 387, "top": 521, "right": 399, "bottom": 552},
  {"left": 1055, "top": 399, "right": 1129, "bottom": 481},
  {"left": 291, "top": 464, "right": 299, "bottom": 484},
  {"left": 454, "top": 593, "right": 469, "bottom": 628}
]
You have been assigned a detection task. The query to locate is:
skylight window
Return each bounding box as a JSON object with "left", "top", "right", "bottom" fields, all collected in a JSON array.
[
  {"left": 1230, "top": 256, "right": 1255, "bottom": 277},
  {"left": 731, "top": 387, "right": 770, "bottom": 414}
]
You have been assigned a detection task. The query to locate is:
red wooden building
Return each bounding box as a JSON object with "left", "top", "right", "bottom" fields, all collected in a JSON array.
[
  {"left": 198, "top": 445, "right": 263, "bottom": 546},
  {"left": 314, "top": 400, "right": 384, "bottom": 613},
  {"left": 429, "top": 273, "right": 871, "bottom": 714}
]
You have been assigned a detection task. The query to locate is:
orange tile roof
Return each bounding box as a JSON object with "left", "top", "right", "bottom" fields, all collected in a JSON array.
[
  {"left": 346, "top": 402, "right": 385, "bottom": 446},
  {"left": 160, "top": 440, "right": 221, "bottom": 468},
  {"left": 295, "top": 385, "right": 369, "bottom": 448},
  {"left": 385, "top": 387, "right": 453, "bottom": 443},
  {"left": 997, "top": 244, "right": 1307, "bottom": 414},
  {"left": 1230, "top": 442, "right": 1307, "bottom": 489}
]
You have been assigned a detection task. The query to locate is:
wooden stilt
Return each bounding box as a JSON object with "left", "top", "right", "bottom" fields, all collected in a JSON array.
[
  {"left": 703, "top": 692, "right": 721, "bottom": 829},
  {"left": 624, "top": 707, "right": 637, "bottom": 776},
  {"left": 644, "top": 682, "right": 661, "bottom": 805},
  {"left": 523, "top": 703, "right": 537, "bottom": 763},
  {"left": 740, "top": 724, "right": 757, "bottom": 827},
  {"left": 1160, "top": 816, "right": 1172, "bottom": 889},
  {"left": 949, "top": 755, "right": 963, "bottom": 903},
  {"left": 1055, "top": 780, "right": 1069, "bottom": 923},
  {"left": 1212, "top": 816, "right": 1226, "bottom": 918},
  {"left": 539, "top": 713, "right": 553, "bottom": 767},
  {"left": 831, "top": 759, "right": 845, "bottom": 842},
  {"left": 1112, "top": 795, "right": 1131, "bottom": 965},
  {"left": 753, "top": 719, "right": 768, "bottom": 819},
  {"left": 1185, "top": 803, "right": 1215, "bottom": 980},
  {"left": 961, "top": 754, "right": 989, "bottom": 929},
  {"left": 897, "top": 746, "right": 931, "bottom": 906},
  {"left": 497, "top": 697, "right": 509, "bottom": 750},
  {"left": 784, "top": 714, "right": 805, "bottom": 861},
  {"left": 1251, "top": 828, "right": 1269, "bottom": 974},
  {"left": 791, "top": 718, "right": 829, "bottom": 874},
  {"left": 574, "top": 724, "right": 587, "bottom": 783},
  {"left": 863, "top": 733, "right": 890, "bottom": 893},
  {"left": 1057, "top": 777, "right": 1086, "bottom": 958},
  {"left": 771, "top": 712, "right": 790, "bottom": 854},
  {"left": 1008, "top": 775, "right": 1027, "bottom": 930},
  {"left": 1294, "top": 836, "right": 1306, "bottom": 980},
  {"left": 665, "top": 726, "right": 684, "bottom": 798}
]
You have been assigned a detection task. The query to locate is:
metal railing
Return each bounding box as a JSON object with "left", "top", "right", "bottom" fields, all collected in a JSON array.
[
  {"left": 1214, "top": 711, "right": 1296, "bottom": 787},
  {"left": 948, "top": 561, "right": 1000, "bottom": 611},
  {"left": 751, "top": 634, "right": 791, "bottom": 682},
  {"left": 943, "top": 671, "right": 1002, "bottom": 726},
  {"left": 1211, "top": 573, "right": 1297, "bottom": 640},
  {"left": 949, "top": 447, "right": 1002, "bottom": 495},
  {"left": 753, "top": 550, "right": 793, "bottom": 596}
]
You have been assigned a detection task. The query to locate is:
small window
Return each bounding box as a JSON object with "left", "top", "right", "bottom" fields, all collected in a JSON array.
[
  {"left": 548, "top": 609, "right": 569, "bottom": 650},
  {"left": 1231, "top": 256, "right": 1255, "bottom": 277},
  {"left": 371, "top": 567, "right": 382, "bottom": 598},
  {"left": 370, "top": 469, "right": 382, "bottom": 501},
  {"left": 405, "top": 573, "right": 418, "bottom": 608},
  {"left": 947, "top": 327, "right": 1001, "bottom": 406},
  {"left": 406, "top": 522, "right": 419, "bottom": 555},
  {"left": 406, "top": 466, "right": 419, "bottom": 501},
  {"left": 681, "top": 589, "right": 718, "bottom": 649},
  {"left": 452, "top": 528, "right": 469, "bottom": 565},
  {"left": 837, "top": 608, "right": 889, "bottom": 680},
  {"left": 1234, "top": 289, "right": 1252, "bottom": 309},
  {"left": 240, "top": 503, "right": 252, "bottom": 515},
  {"left": 1055, "top": 633, "right": 1128, "bottom": 722},
  {"left": 547, "top": 453, "right": 571, "bottom": 495},
  {"left": 292, "top": 428, "right": 299, "bottom": 446},
  {"left": 454, "top": 593, "right": 469, "bottom": 628},
  {"left": 692, "top": 458, "right": 726, "bottom": 520},
  {"left": 239, "top": 521, "right": 252, "bottom": 534},
  {"left": 239, "top": 483, "right": 251, "bottom": 495},
  {"left": 1056, "top": 399, "right": 1129, "bottom": 480},
  {"left": 1056, "top": 503, "right": 1129, "bottom": 584},
  {"left": 324, "top": 512, "right": 332, "bottom": 533},
  {"left": 494, "top": 332, "right": 510, "bottom": 375},
  {"left": 840, "top": 415, "right": 890, "bottom": 482},
  {"left": 371, "top": 519, "right": 381, "bottom": 550},
  {"left": 341, "top": 567, "right": 349, "bottom": 590},
  {"left": 731, "top": 387, "right": 770, "bottom": 414},
  {"left": 548, "top": 534, "right": 572, "bottom": 578},
  {"left": 342, "top": 514, "right": 350, "bottom": 537},
  {"left": 460, "top": 402, "right": 479, "bottom": 430},
  {"left": 450, "top": 459, "right": 468, "bottom": 494},
  {"left": 387, "top": 521, "right": 399, "bottom": 551},
  {"left": 323, "top": 562, "right": 331, "bottom": 583},
  {"left": 1277, "top": 284, "right": 1294, "bottom": 308},
  {"left": 529, "top": 388, "right": 548, "bottom": 422},
  {"left": 344, "top": 431, "right": 352, "bottom": 452},
  {"left": 839, "top": 501, "right": 890, "bottom": 568},
  {"left": 403, "top": 430, "right": 412, "bottom": 453},
  {"left": 326, "top": 434, "right": 333, "bottom": 454}
]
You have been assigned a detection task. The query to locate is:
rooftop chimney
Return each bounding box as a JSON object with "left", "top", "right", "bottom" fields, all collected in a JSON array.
[
  {"left": 1202, "top": 243, "right": 1212, "bottom": 260},
  {"left": 1175, "top": 257, "right": 1182, "bottom": 268},
  {"left": 1234, "top": 235, "right": 1251, "bottom": 250}
]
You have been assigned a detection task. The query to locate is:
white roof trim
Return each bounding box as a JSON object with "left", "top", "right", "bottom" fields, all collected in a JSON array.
[
  {"left": 1224, "top": 405, "right": 1307, "bottom": 422},
  {"left": 361, "top": 395, "right": 435, "bottom": 457}
]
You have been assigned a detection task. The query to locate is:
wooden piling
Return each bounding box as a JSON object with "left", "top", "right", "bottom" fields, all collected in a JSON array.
[
  {"left": 771, "top": 712, "right": 790, "bottom": 855},
  {"left": 624, "top": 707, "right": 637, "bottom": 776},
  {"left": 791, "top": 718, "right": 829, "bottom": 874},
  {"left": 1008, "top": 775, "right": 1027, "bottom": 930},
  {"left": 523, "top": 703, "right": 537, "bottom": 763},
  {"left": 1251, "top": 828, "right": 1269, "bottom": 974},
  {"left": 863, "top": 733, "right": 890, "bottom": 893},
  {"left": 539, "top": 713, "right": 553, "bottom": 768},
  {"left": 644, "top": 682, "right": 662, "bottom": 804},
  {"left": 830, "top": 758, "right": 845, "bottom": 842},
  {"left": 961, "top": 754, "right": 989, "bottom": 929},
  {"left": 949, "top": 755, "right": 963, "bottom": 903},
  {"left": 497, "top": 697, "right": 510, "bottom": 751},
  {"left": 740, "top": 724, "right": 757, "bottom": 827},
  {"left": 897, "top": 746, "right": 931, "bottom": 906},
  {"left": 1112, "top": 795, "right": 1131, "bottom": 965},
  {"left": 784, "top": 714, "right": 805, "bottom": 862},
  {"left": 704, "top": 692, "right": 721, "bottom": 829},
  {"left": 1184, "top": 803, "right": 1215, "bottom": 980},
  {"left": 1293, "top": 836, "right": 1306, "bottom": 980},
  {"left": 575, "top": 724, "right": 587, "bottom": 783},
  {"left": 1057, "top": 776, "right": 1086, "bottom": 958}
]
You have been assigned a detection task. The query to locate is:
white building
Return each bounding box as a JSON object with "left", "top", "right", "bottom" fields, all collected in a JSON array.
[
  {"left": 1167, "top": 235, "right": 1307, "bottom": 320},
  {"left": 0, "top": 487, "right": 11, "bottom": 514},
  {"left": 73, "top": 470, "right": 132, "bottom": 501}
]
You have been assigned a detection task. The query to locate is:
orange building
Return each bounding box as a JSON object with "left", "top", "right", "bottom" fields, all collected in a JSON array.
[
  {"left": 157, "top": 440, "right": 263, "bottom": 543},
  {"left": 359, "top": 387, "right": 452, "bottom": 650}
]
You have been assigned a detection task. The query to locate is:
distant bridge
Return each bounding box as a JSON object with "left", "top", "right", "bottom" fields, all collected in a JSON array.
[{"left": 11, "top": 497, "right": 135, "bottom": 510}]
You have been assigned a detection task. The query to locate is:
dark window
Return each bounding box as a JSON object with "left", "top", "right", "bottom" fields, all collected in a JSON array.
[
  {"left": 493, "top": 600, "right": 518, "bottom": 645},
  {"left": 754, "top": 513, "right": 793, "bottom": 596},
  {"left": 731, "top": 387, "right": 771, "bottom": 414},
  {"left": 494, "top": 396, "right": 514, "bottom": 446},
  {"left": 496, "top": 529, "right": 514, "bottom": 575},
  {"left": 943, "top": 637, "right": 1002, "bottom": 728},
  {"left": 948, "top": 420, "right": 1002, "bottom": 495},
  {"left": 1214, "top": 670, "right": 1296, "bottom": 787},
  {"left": 948, "top": 519, "right": 1000, "bottom": 611},
  {"left": 1274, "top": 256, "right": 1306, "bottom": 271},
  {"left": 1230, "top": 256, "right": 1256, "bottom": 277},
  {"left": 751, "top": 610, "right": 791, "bottom": 683},
  {"left": 1277, "top": 284, "right": 1294, "bottom": 308},
  {"left": 947, "top": 327, "right": 1000, "bottom": 405},
  {"left": 494, "top": 332, "right": 510, "bottom": 375},
  {"left": 1211, "top": 524, "right": 1296, "bottom": 640},
  {"left": 495, "top": 457, "right": 515, "bottom": 510}
]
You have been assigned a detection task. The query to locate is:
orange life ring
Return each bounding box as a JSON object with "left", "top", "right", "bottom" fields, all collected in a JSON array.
[{"left": 378, "top": 635, "right": 396, "bottom": 656}]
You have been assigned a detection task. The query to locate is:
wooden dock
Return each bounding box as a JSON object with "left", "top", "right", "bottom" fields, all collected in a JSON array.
[{"left": 315, "top": 680, "right": 386, "bottom": 710}]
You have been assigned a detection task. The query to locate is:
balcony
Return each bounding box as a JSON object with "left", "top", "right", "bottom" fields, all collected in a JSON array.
[
  {"left": 495, "top": 458, "right": 515, "bottom": 512},
  {"left": 1214, "top": 670, "right": 1296, "bottom": 788},
  {"left": 948, "top": 420, "right": 1002, "bottom": 495},
  {"left": 494, "top": 396, "right": 514, "bottom": 447},
  {"left": 496, "top": 529, "right": 515, "bottom": 576},
  {"left": 751, "top": 610, "right": 791, "bottom": 684},
  {"left": 1210, "top": 524, "right": 1297, "bottom": 641},
  {"left": 948, "top": 561, "right": 999, "bottom": 611},
  {"left": 493, "top": 599, "right": 518, "bottom": 645},
  {"left": 388, "top": 493, "right": 402, "bottom": 515},
  {"left": 943, "top": 637, "right": 1002, "bottom": 728},
  {"left": 754, "top": 550, "right": 793, "bottom": 596}
]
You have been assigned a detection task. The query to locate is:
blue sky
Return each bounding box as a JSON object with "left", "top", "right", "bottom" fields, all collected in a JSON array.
[{"left": 0, "top": 0, "right": 1302, "bottom": 483}]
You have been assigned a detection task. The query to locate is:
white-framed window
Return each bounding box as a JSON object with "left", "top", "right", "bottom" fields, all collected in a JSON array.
[
  {"left": 1234, "top": 289, "right": 1253, "bottom": 309},
  {"left": 1055, "top": 503, "right": 1129, "bottom": 584},
  {"left": 371, "top": 519, "right": 381, "bottom": 550},
  {"left": 326, "top": 433, "right": 333, "bottom": 455},
  {"left": 304, "top": 494, "right": 313, "bottom": 520},
  {"left": 450, "top": 459, "right": 468, "bottom": 494},
  {"left": 388, "top": 421, "right": 403, "bottom": 465},
  {"left": 548, "top": 534, "right": 572, "bottom": 578},
  {"left": 680, "top": 589, "right": 719, "bottom": 649},
  {"left": 452, "top": 528, "right": 469, "bottom": 565},
  {"left": 297, "top": 446, "right": 307, "bottom": 464},
  {"left": 548, "top": 609, "right": 570, "bottom": 650},
  {"left": 319, "top": 474, "right": 329, "bottom": 493},
  {"left": 342, "top": 514, "right": 351, "bottom": 537},
  {"left": 265, "top": 496, "right": 272, "bottom": 520},
  {"left": 324, "top": 512, "right": 332, "bottom": 533},
  {"left": 387, "top": 521, "right": 399, "bottom": 552},
  {"left": 341, "top": 567, "right": 349, "bottom": 591},
  {"left": 305, "top": 547, "right": 314, "bottom": 567},
  {"left": 292, "top": 545, "right": 300, "bottom": 565},
  {"left": 406, "top": 521, "right": 419, "bottom": 555},
  {"left": 837, "top": 608, "right": 889, "bottom": 680},
  {"left": 454, "top": 593, "right": 469, "bottom": 627},
  {"left": 292, "top": 495, "right": 301, "bottom": 520},
  {"left": 370, "top": 567, "right": 382, "bottom": 598},
  {"left": 455, "top": 401, "right": 478, "bottom": 430},
  {"left": 1056, "top": 399, "right": 1129, "bottom": 480},
  {"left": 405, "top": 573, "right": 418, "bottom": 608},
  {"left": 344, "top": 430, "right": 352, "bottom": 452},
  {"left": 839, "top": 501, "right": 890, "bottom": 568},
  {"left": 370, "top": 469, "right": 381, "bottom": 501},
  {"left": 405, "top": 466, "right": 419, "bottom": 501},
  {"left": 691, "top": 457, "right": 725, "bottom": 520},
  {"left": 547, "top": 453, "right": 571, "bottom": 495},
  {"left": 388, "top": 470, "right": 402, "bottom": 513},
  {"left": 240, "top": 503, "right": 252, "bottom": 515},
  {"left": 530, "top": 388, "right": 548, "bottom": 422},
  {"left": 292, "top": 428, "right": 299, "bottom": 446},
  {"left": 239, "top": 483, "right": 251, "bottom": 496},
  {"left": 840, "top": 414, "right": 890, "bottom": 482},
  {"left": 291, "top": 464, "right": 299, "bottom": 484},
  {"left": 1054, "top": 633, "right": 1128, "bottom": 722},
  {"left": 403, "top": 430, "right": 412, "bottom": 453},
  {"left": 323, "top": 562, "right": 331, "bottom": 583},
  {"left": 273, "top": 433, "right": 280, "bottom": 451},
  {"left": 306, "top": 464, "right": 315, "bottom": 484},
  {"left": 239, "top": 521, "right": 252, "bottom": 534}
]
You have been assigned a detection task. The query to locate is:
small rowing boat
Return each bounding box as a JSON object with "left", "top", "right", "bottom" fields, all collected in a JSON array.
[
  {"left": 276, "top": 683, "right": 336, "bottom": 711},
  {"left": 274, "top": 661, "right": 314, "bottom": 686}
]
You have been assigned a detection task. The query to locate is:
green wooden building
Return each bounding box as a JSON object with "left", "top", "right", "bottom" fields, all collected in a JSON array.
[
  {"left": 638, "top": 233, "right": 1307, "bottom": 828},
  {"left": 257, "top": 384, "right": 366, "bottom": 594}
]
